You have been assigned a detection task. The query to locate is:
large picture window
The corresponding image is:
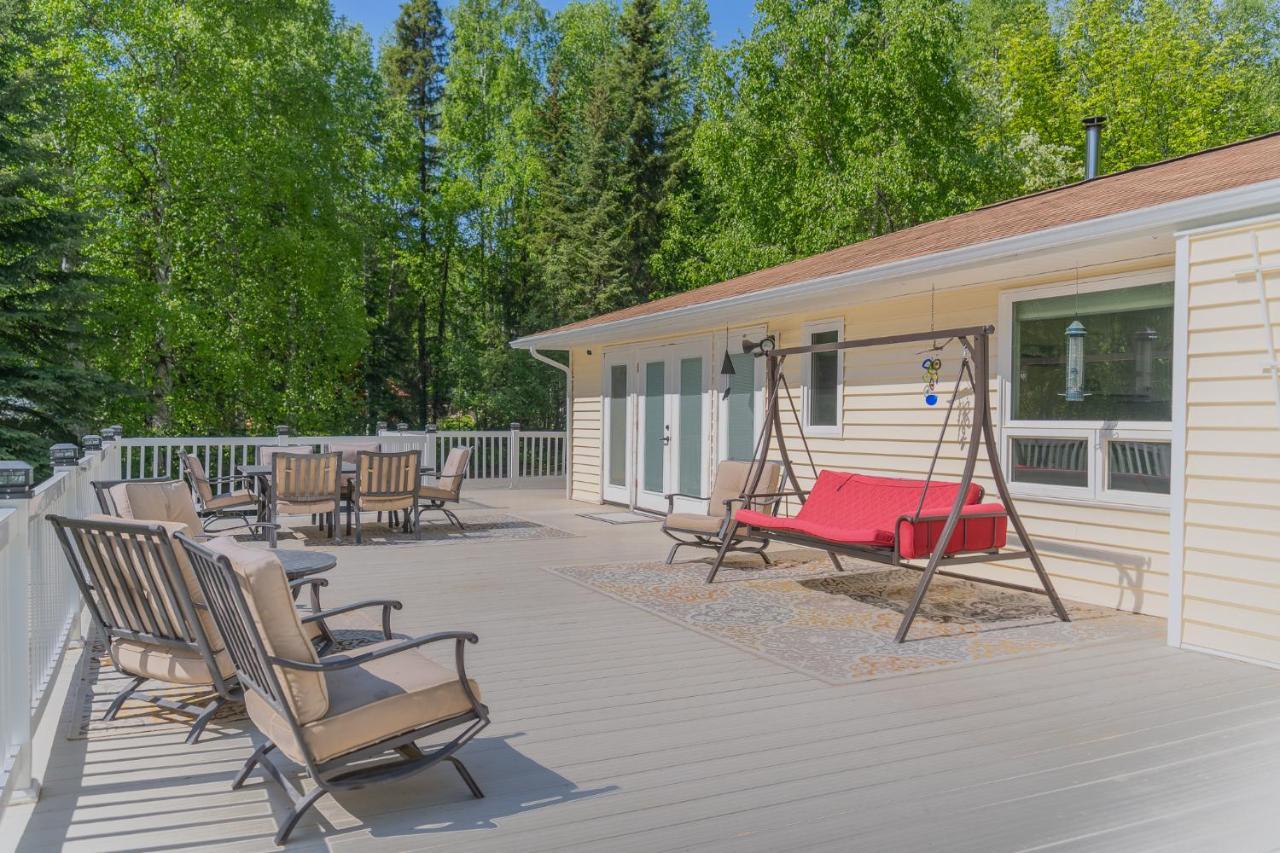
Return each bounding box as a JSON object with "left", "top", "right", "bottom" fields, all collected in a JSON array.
[{"left": 1003, "top": 280, "right": 1174, "bottom": 506}]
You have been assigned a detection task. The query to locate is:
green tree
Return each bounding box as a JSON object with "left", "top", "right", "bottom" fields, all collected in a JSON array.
[{"left": 0, "top": 0, "right": 104, "bottom": 468}]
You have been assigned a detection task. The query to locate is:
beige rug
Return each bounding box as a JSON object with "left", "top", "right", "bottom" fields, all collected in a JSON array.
[
  {"left": 548, "top": 552, "right": 1161, "bottom": 685},
  {"left": 276, "top": 512, "right": 575, "bottom": 547}
]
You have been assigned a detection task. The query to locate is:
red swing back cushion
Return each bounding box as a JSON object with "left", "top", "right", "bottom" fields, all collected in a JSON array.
[{"left": 735, "top": 470, "right": 1006, "bottom": 558}]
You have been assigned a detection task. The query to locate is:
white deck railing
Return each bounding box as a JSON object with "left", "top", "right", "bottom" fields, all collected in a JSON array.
[
  {"left": 116, "top": 428, "right": 565, "bottom": 486},
  {"left": 0, "top": 447, "right": 119, "bottom": 803}
]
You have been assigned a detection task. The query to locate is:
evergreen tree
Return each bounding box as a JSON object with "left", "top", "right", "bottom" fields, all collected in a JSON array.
[
  {"left": 0, "top": 0, "right": 104, "bottom": 468},
  {"left": 381, "top": 0, "right": 450, "bottom": 422}
]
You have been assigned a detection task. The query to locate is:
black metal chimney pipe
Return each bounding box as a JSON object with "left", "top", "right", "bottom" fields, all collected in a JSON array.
[{"left": 1083, "top": 115, "right": 1106, "bottom": 179}]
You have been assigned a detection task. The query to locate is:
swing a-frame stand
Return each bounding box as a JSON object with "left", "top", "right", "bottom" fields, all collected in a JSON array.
[{"left": 712, "top": 324, "right": 1071, "bottom": 643}]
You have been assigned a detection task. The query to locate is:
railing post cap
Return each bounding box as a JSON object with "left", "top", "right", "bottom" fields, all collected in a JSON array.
[{"left": 509, "top": 422, "right": 521, "bottom": 431}]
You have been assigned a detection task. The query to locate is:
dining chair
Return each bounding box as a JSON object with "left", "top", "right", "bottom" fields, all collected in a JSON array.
[
  {"left": 415, "top": 446, "right": 472, "bottom": 531},
  {"left": 180, "top": 452, "right": 258, "bottom": 532},
  {"left": 349, "top": 449, "right": 419, "bottom": 543},
  {"left": 269, "top": 452, "right": 343, "bottom": 545}
]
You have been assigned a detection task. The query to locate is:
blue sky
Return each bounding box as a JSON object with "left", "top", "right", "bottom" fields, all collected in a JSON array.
[{"left": 331, "top": 0, "right": 757, "bottom": 49}]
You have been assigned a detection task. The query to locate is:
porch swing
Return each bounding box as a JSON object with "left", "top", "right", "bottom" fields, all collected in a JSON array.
[{"left": 710, "top": 324, "right": 1071, "bottom": 643}]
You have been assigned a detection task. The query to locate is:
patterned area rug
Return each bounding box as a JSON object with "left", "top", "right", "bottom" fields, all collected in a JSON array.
[
  {"left": 274, "top": 512, "right": 575, "bottom": 547},
  {"left": 68, "top": 629, "right": 390, "bottom": 740},
  {"left": 548, "top": 553, "right": 1160, "bottom": 685}
]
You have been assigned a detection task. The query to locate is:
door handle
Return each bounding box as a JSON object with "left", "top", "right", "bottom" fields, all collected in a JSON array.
[{"left": 662, "top": 425, "right": 671, "bottom": 446}]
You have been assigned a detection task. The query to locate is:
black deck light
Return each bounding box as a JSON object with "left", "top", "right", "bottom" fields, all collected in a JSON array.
[
  {"left": 0, "top": 460, "right": 34, "bottom": 497},
  {"left": 396, "top": 422, "right": 408, "bottom": 432},
  {"left": 110, "top": 424, "right": 124, "bottom": 439},
  {"left": 50, "top": 443, "right": 80, "bottom": 467},
  {"left": 82, "top": 434, "right": 103, "bottom": 452},
  {"left": 276, "top": 425, "right": 290, "bottom": 437},
  {"left": 100, "top": 426, "right": 117, "bottom": 442}
]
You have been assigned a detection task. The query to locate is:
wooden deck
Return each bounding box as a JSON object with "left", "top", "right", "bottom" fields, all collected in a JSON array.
[{"left": 5, "top": 489, "right": 1280, "bottom": 852}]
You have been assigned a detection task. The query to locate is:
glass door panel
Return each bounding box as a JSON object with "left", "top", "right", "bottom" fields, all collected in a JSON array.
[
  {"left": 642, "top": 361, "right": 667, "bottom": 495},
  {"left": 602, "top": 358, "right": 631, "bottom": 504},
  {"left": 677, "top": 356, "right": 704, "bottom": 495}
]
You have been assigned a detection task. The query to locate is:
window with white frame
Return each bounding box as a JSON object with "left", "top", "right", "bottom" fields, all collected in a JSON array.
[
  {"left": 802, "top": 319, "right": 843, "bottom": 434},
  {"left": 1003, "top": 279, "right": 1174, "bottom": 505}
]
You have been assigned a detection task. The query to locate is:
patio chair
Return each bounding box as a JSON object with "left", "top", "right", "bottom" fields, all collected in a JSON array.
[
  {"left": 348, "top": 449, "right": 419, "bottom": 543},
  {"left": 662, "top": 460, "right": 784, "bottom": 565},
  {"left": 415, "top": 446, "right": 471, "bottom": 531},
  {"left": 92, "top": 478, "right": 277, "bottom": 541},
  {"left": 269, "top": 451, "right": 343, "bottom": 546},
  {"left": 179, "top": 451, "right": 257, "bottom": 532},
  {"left": 49, "top": 515, "right": 241, "bottom": 743},
  {"left": 176, "top": 533, "right": 488, "bottom": 845}
]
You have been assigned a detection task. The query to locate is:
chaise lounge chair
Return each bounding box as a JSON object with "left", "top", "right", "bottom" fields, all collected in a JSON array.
[
  {"left": 662, "top": 460, "right": 784, "bottom": 565},
  {"left": 176, "top": 533, "right": 489, "bottom": 844}
]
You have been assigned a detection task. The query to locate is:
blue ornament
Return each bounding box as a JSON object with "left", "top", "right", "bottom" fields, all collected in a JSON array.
[{"left": 924, "top": 393, "right": 938, "bottom": 406}]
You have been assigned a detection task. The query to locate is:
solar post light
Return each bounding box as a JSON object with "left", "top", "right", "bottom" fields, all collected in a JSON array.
[
  {"left": 425, "top": 423, "right": 437, "bottom": 434},
  {"left": 100, "top": 426, "right": 117, "bottom": 442},
  {"left": 376, "top": 420, "right": 388, "bottom": 434},
  {"left": 0, "top": 460, "right": 34, "bottom": 498},
  {"left": 276, "top": 425, "right": 290, "bottom": 437},
  {"left": 82, "top": 434, "right": 103, "bottom": 452},
  {"left": 110, "top": 424, "right": 124, "bottom": 439},
  {"left": 50, "top": 443, "right": 80, "bottom": 467},
  {"left": 396, "top": 422, "right": 408, "bottom": 432}
]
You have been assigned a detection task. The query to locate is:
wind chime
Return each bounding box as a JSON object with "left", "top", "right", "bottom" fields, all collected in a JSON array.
[{"left": 920, "top": 283, "right": 945, "bottom": 406}]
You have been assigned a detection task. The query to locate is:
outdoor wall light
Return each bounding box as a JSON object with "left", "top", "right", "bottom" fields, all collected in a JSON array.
[
  {"left": 1062, "top": 320, "right": 1089, "bottom": 402},
  {"left": 50, "top": 443, "right": 80, "bottom": 467},
  {"left": 276, "top": 425, "right": 291, "bottom": 436},
  {"left": 0, "top": 460, "right": 34, "bottom": 498},
  {"left": 82, "top": 434, "right": 103, "bottom": 452},
  {"left": 741, "top": 335, "right": 776, "bottom": 356}
]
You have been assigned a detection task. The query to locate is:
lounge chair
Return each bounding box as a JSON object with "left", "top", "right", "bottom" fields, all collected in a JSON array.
[
  {"left": 180, "top": 451, "right": 257, "bottom": 532},
  {"left": 91, "top": 477, "right": 276, "bottom": 541},
  {"left": 49, "top": 515, "right": 242, "bottom": 743},
  {"left": 176, "top": 534, "right": 488, "bottom": 844},
  {"left": 348, "top": 449, "right": 419, "bottom": 543},
  {"left": 415, "top": 446, "right": 471, "bottom": 531},
  {"left": 269, "top": 452, "right": 343, "bottom": 546},
  {"left": 662, "top": 460, "right": 784, "bottom": 565}
]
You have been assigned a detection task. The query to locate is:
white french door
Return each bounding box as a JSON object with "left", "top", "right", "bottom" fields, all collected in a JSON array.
[
  {"left": 635, "top": 342, "right": 709, "bottom": 513},
  {"left": 602, "top": 352, "right": 632, "bottom": 504}
]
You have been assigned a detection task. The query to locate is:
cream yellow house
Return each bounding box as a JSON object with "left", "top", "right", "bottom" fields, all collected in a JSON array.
[{"left": 512, "top": 132, "right": 1280, "bottom": 667}]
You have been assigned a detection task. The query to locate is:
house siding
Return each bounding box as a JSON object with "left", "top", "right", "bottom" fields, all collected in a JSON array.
[
  {"left": 1179, "top": 216, "right": 1280, "bottom": 663},
  {"left": 568, "top": 260, "right": 1175, "bottom": 617}
]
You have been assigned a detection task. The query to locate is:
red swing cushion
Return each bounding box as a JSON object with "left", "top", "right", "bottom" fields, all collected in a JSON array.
[{"left": 734, "top": 470, "right": 1007, "bottom": 559}]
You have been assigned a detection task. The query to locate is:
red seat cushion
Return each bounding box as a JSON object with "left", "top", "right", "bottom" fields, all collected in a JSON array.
[{"left": 734, "top": 471, "right": 1006, "bottom": 558}]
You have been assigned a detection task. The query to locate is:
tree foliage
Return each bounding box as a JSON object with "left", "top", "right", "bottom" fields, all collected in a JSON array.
[{"left": 8, "top": 0, "right": 1277, "bottom": 462}]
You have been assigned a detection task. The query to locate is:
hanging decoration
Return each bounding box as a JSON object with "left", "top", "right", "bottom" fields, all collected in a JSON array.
[
  {"left": 1061, "top": 267, "right": 1089, "bottom": 402},
  {"left": 922, "top": 356, "right": 942, "bottom": 406}
]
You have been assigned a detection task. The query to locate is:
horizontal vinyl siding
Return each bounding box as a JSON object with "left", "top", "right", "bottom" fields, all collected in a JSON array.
[
  {"left": 571, "top": 347, "right": 602, "bottom": 503},
  {"left": 1181, "top": 217, "right": 1280, "bottom": 664}
]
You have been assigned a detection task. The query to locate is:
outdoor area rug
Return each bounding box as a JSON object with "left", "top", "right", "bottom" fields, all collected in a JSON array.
[
  {"left": 271, "top": 511, "right": 575, "bottom": 547},
  {"left": 578, "top": 510, "right": 662, "bottom": 525},
  {"left": 547, "top": 552, "right": 1160, "bottom": 685},
  {"left": 67, "top": 629, "right": 390, "bottom": 740}
]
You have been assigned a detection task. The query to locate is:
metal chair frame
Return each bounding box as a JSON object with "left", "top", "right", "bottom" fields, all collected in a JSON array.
[
  {"left": 414, "top": 447, "right": 472, "bottom": 532},
  {"left": 661, "top": 490, "right": 784, "bottom": 565},
  {"left": 179, "top": 452, "right": 262, "bottom": 534},
  {"left": 176, "top": 534, "right": 489, "bottom": 845},
  {"left": 49, "top": 515, "right": 241, "bottom": 743},
  {"left": 269, "top": 451, "right": 343, "bottom": 546},
  {"left": 348, "top": 449, "right": 420, "bottom": 544}
]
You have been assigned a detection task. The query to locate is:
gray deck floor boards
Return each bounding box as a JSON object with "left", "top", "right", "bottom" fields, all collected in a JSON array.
[{"left": 4, "top": 488, "right": 1279, "bottom": 852}]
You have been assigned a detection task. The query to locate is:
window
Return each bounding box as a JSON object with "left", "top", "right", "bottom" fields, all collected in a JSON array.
[
  {"left": 1003, "top": 280, "right": 1174, "bottom": 506},
  {"left": 722, "top": 351, "right": 757, "bottom": 461},
  {"left": 803, "top": 320, "right": 843, "bottom": 433}
]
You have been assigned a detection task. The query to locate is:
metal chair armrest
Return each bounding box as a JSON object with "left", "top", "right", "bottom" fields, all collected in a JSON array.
[
  {"left": 272, "top": 630, "right": 478, "bottom": 672},
  {"left": 300, "top": 599, "right": 404, "bottom": 638}
]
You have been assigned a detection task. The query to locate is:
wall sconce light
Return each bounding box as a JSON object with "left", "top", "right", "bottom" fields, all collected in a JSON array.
[
  {"left": 0, "top": 460, "right": 34, "bottom": 498},
  {"left": 50, "top": 443, "right": 80, "bottom": 467},
  {"left": 741, "top": 335, "right": 776, "bottom": 356}
]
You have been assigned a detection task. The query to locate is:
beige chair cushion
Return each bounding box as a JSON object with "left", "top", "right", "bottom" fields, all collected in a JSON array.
[
  {"left": 430, "top": 447, "right": 471, "bottom": 498},
  {"left": 204, "top": 537, "right": 329, "bottom": 724},
  {"left": 111, "top": 638, "right": 235, "bottom": 686},
  {"left": 246, "top": 639, "right": 480, "bottom": 764},
  {"left": 328, "top": 440, "right": 380, "bottom": 465},
  {"left": 416, "top": 485, "right": 459, "bottom": 502},
  {"left": 205, "top": 490, "right": 255, "bottom": 511},
  {"left": 663, "top": 512, "right": 725, "bottom": 535},
  {"left": 359, "top": 495, "right": 414, "bottom": 512},
  {"left": 707, "top": 460, "right": 782, "bottom": 515},
  {"left": 107, "top": 483, "right": 133, "bottom": 518},
  {"left": 124, "top": 480, "right": 203, "bottom": 536},
  {"left": 182, "top": 453, "right": 214, "bottom": 504}
]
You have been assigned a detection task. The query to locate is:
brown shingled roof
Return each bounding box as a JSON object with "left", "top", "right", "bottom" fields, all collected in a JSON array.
[{"left": 533, "top": 131, "right": 1280, "bottom": 337}]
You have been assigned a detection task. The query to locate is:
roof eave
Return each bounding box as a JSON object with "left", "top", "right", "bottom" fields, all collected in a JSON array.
[{"left": 510, "top": 177, "right": 1280, "bottom": 351}]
